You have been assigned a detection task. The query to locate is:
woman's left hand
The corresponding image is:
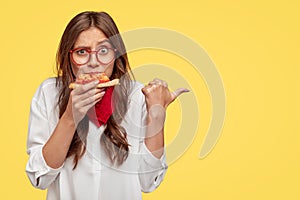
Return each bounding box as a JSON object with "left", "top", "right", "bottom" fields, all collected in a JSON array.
[{"left": 141, "top": 78, "right": 189, "bottom": 111}]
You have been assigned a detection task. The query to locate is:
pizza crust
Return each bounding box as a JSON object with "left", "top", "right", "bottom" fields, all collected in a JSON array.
[{"left": 69, "top": 79, "right": 120, "bottom": 89}]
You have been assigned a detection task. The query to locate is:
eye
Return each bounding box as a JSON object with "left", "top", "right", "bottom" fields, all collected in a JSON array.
[
  {"left": 98, "top": 46, "right": 109, "bottom": 55},
  {"left": 75, "top": 48, "right": 88, "bottom": 55}
]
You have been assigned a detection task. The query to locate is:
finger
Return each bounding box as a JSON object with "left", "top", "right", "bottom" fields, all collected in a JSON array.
[
  {"left": 82, "top": 96, "right": 104, "bottom": 114},
  {"left": 94, "top": 91, "right": 105, "bottom": 102},
  {"left": 77, "top": 91, "right": 105, "bottom": 108},
  {"left": 73, "top": 98, "right": 101, "bottom": 123},
  {"left": 72, "top": 80, "right": 99, "bottom": 95},
  {"left": 171, "top": 88, "right": 190, "bottom": 101},
  {"left": 153, "top": 78, "right": 168, "bottom": 87},
  {"left": 148, "top": 81, "right": 156, "bottom": 85},
  {"left": 74, "top": 87, "right": 104, "bottom": 103},
  {"left": 95, "top": 88, "right": 105, "bottom": 94},
  {"left": 85, "top": 91, "right": 105, "bottom": 106},
  {"left": 141, "top": 86, "right": 149, "bottom": 95},
  {"left": 141, "top": 85, "right": 154, "bottom": 96},
  {"left": 150, "top": 81, "right": 167, "bottom": 87}
]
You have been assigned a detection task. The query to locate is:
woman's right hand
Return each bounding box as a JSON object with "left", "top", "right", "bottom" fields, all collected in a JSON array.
[{"left": 63, "top": 80, "right": 105, "bottom": 126}]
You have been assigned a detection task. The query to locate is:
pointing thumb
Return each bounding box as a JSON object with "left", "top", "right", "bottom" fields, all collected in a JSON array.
[{"left": 171, "top": 88, "right": 190, "bottom": 101}]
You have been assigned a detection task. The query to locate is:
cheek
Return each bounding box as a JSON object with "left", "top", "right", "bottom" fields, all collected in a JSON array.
[
  {"left": 71, "top": 65, "right": 80, "bottom": 77},
  {"left": 104, "top": 62, "right": 115, "bottom": 78}
]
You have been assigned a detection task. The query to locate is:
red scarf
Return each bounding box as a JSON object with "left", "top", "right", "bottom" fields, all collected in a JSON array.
[{"left": 87, "top": 87, "right": 114, "bottom": 127}]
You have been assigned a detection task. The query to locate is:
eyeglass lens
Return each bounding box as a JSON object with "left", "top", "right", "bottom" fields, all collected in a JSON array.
[{"left": 71, "top": 46, "right": 115, "bottom": 65}]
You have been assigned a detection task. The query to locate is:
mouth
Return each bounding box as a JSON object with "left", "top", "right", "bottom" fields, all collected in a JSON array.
[{"left": 76, "top": 67, "right": 104, "bottom": 75}]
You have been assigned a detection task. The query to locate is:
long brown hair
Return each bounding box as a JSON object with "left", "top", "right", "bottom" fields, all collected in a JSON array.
[{"left": 56, "top": 11, "right": 133, "bottom": 168}]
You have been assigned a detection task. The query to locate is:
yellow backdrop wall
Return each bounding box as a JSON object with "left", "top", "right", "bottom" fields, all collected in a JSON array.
[{"left": 0, "top": 0, "right": 299, "bottom": 199}]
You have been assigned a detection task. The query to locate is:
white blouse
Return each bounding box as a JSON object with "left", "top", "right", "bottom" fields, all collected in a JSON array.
[{"left": 26, "top": 78, "right": 168, "bottom": 200}]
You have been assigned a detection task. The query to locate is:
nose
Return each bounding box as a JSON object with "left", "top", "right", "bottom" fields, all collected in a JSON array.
[{"left": 88, "top": 52, "right": 100, "bottom": 68}]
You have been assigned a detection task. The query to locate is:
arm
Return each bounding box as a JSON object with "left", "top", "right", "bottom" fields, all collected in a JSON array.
[
  {"left": 137, "top": 98, "right": 168, "bottom": 193},
  {"left": 142, "top": 78, "right": 189, "bottom": 158},
  {"left": 26, "top": 94, "right": 63, "bottom": 190},
  {"left": 138, "top": 79, "right": 189, "bottom": 192},
  {"left": 41, "top": 114, "right": 76, "bottom": 169},
  {"left": 26, "top": 80, "right": 104, "bottom": 189},
  {"left": 43, "top": 81, "right": 105, "bottom": 168},
  {"left": 144, "top": 107, "right": 165, "bottom": 158}
]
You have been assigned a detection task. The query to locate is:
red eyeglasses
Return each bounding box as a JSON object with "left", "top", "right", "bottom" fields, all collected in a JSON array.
[{"left": 70, "top": 46, "right": 117, "bottom": 66}]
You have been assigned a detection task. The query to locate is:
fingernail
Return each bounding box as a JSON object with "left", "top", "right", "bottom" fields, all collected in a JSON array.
[{"left": 93, "top": 80, "right": 99, "bottom": 85}]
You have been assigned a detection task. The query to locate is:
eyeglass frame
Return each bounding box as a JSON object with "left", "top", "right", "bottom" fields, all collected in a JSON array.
[{"left": 69, "top": 46, "right": 118, "bottom": 66}]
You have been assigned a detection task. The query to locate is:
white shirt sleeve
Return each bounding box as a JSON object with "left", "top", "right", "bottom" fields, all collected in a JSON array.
[
  {"left": 138, "top": 142, "right": 168, "bottom": 193},
  {"left": 25, "top": 83, "right": 63, "bottom": 190}
]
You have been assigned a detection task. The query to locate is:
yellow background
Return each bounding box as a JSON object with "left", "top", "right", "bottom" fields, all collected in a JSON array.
[{"left": 1, "top": 0, "right": 299, "bottom": 199}]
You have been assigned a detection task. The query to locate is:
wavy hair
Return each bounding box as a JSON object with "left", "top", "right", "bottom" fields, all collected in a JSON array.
[{"left": 55, "top": 11, "right": 133, "bottom": 168}]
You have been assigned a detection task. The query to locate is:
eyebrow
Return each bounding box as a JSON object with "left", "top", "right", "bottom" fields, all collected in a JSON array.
[
  {"left": 73, "top": 39, "right": 112, "bottom": 49},
  {"left": 97, "top": 39, "right": 111, "bottom": 46}
]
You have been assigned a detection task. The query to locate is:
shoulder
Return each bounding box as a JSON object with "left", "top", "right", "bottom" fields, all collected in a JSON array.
[
  {"left": 34, "top": 77, "right": 57, "bottom": 92},
  {"left": 32, "top": 77, "right": 59, "bottom": 104},
  {"left": 39, "top": 77, "right": 57, "bottom": 90}
]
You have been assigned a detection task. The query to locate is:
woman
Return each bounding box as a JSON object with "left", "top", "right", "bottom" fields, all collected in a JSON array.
[{"left": 26, "top": 11, "right": 188, "bottom": 200}]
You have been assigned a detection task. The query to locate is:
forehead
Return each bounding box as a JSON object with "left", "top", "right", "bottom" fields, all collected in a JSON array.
[{"left": 74, "top": 27, "right": 108, "bottom": 47}]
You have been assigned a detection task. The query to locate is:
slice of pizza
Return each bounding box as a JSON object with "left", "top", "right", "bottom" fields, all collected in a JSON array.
[{"left": 69, "top": 72, "right": 119, "bottom": 89}]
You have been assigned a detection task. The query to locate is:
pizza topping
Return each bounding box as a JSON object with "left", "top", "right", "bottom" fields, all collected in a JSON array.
[
  {"left": 69, "top": 72, "right": 119, "bottom": 89},
  {"left": 75, "top": 72, "right": 110, "bottom": 84}
]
